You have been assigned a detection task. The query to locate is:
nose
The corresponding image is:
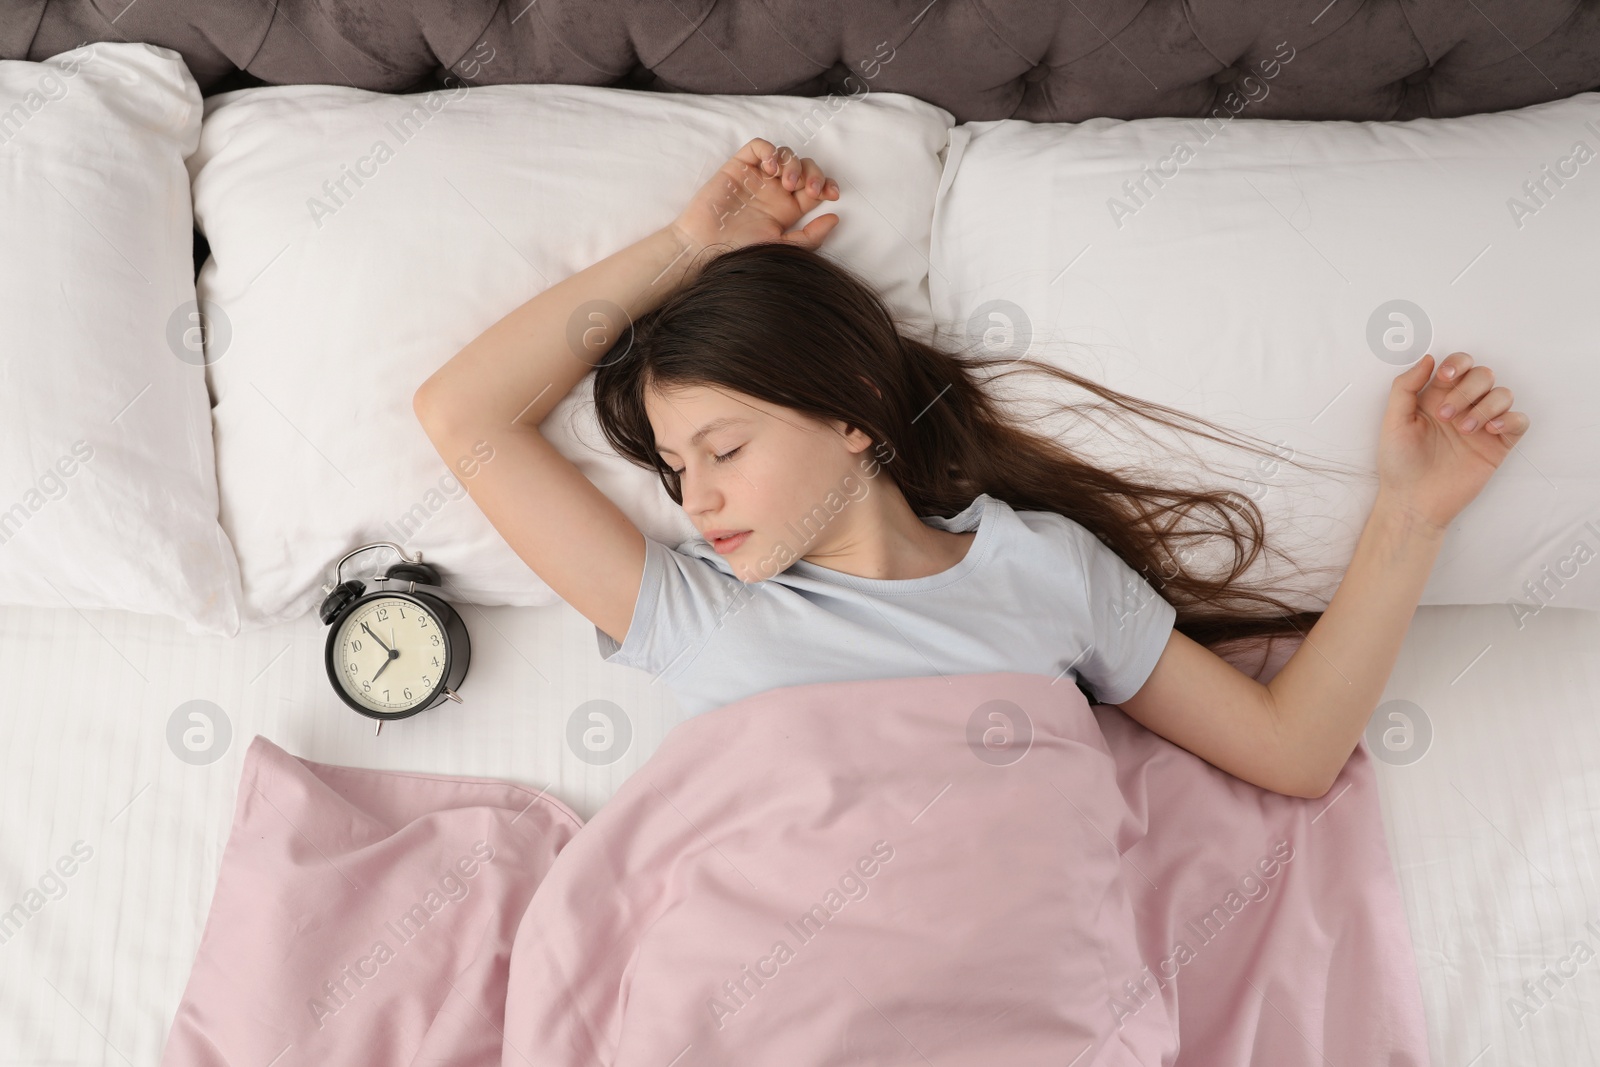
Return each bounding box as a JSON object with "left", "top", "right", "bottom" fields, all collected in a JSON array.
[{"left": 676, "top": 465, "right": 722, "bottom": 515}]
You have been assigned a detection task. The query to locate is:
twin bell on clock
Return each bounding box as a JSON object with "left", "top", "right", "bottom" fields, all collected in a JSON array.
[{"left": 318, "top": 542, "right": 472, "bottom": 736}]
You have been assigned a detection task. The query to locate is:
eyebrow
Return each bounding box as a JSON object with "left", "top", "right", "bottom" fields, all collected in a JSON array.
[{"left": 656, "top": 416, "right": 751, "bottom": 457}]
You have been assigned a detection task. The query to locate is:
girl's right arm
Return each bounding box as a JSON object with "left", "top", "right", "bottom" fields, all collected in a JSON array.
[
  {"left": 416, "top": 224, "right": 708, "bottom": 434},
  {"left": 412, "top": 138, "right": 841, "bottom": 646},
  {"left": 411, "top": 224, "right": 706, "bottom": 646}
]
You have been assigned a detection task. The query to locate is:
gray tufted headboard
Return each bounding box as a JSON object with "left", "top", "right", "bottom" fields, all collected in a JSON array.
[{"left": 4, "top": 0, "right": 1600, "bottom": 121}]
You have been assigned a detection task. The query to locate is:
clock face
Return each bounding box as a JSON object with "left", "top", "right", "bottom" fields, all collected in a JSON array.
[{"left": 333, "top": 595, "right": 448, "bottom": 714}]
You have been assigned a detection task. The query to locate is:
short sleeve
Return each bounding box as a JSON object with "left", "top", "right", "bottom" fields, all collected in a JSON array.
[
  {"left": 1055, "top": 518, "right": 1178, "bottom": 706},
  {"left": 594, "top": 537, "right": 744, "bottom": 679}
]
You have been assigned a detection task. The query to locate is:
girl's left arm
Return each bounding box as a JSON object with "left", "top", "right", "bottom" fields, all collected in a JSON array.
[
  {"left": 1119, "top": 349, "right": 1530, "bottom": 798},
  {"left": 1255, "top": 489, "right": 1445, "bottom": 796}
]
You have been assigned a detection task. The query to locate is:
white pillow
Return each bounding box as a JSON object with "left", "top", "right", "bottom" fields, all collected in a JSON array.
[
  {"left": 188, "top": 81, "right": 955, "bottom": 628},
  {"left": 0, "top": 42, "right": 242, "bottom": 636},
  {"left": 930, "top": 93, "right": 1600, "bottom": 612}
]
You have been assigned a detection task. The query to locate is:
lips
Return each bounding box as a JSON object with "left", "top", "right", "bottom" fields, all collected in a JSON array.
[{"left": 708, "top": 530, "right": 751, "bottom": 554}]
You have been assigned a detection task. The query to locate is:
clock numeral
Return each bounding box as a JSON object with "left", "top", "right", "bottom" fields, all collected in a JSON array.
[
  {"left": 376, "top": 607, "right": 388, "bottom": 622},
  {"left": 351, "top": 639, "right": 362, "bottom": 652},
  {"left": 362, "top": 681, "right": 370, "bottom": 692},
  {"left": 430, "top": 634, "right": 441, "bottom": 646},
  {"left": 383, "top": 690, "right": 389, "bottom": 701},
  {"left": 347, "top": 662, "right": 357, "bottom": 674},
  {"left": 403, "top": 688, "right": 412, "bottom": 700},
  {"left": 399, "top": 606, "right": 407, "bottom": 618},
  {"left": 422, "top": 676, "right": 431, "bottom": 688},
  {"left": 418, "top": 616, "right": 429, "bottom": 628}
]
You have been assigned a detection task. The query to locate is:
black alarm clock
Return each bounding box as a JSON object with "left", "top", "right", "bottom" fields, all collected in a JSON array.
[{"left": 318, "top": 542, "right": 471, "bottom": 736}]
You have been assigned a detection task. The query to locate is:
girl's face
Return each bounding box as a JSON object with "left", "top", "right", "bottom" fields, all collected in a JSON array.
[{"left": 647, "top": 383, "right": 875, "bottom": 583}]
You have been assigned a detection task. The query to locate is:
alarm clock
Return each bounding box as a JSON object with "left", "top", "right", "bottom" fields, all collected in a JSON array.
[{"left": 318, "top": 542, "right": 471, "bottom": 736}]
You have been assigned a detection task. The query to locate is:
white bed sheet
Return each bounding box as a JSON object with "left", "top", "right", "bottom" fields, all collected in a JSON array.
[{"left": 0, "top": 597, "right": 1595, "bottom": 1065}]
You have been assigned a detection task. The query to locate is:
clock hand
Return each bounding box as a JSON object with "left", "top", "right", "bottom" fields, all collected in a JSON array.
[
  {"left": 362, "top": 622, "right": 392, "bottom": 653},
  {"left": 371, "top": 657, "right": 392, "bottom": 683}
]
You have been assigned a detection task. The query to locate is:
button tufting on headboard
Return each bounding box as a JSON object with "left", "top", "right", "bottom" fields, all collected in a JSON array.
[{"left": 4, "top": 0, "right": 1597, "bottom": 121}]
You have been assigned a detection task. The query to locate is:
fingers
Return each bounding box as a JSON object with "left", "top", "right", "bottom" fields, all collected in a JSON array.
[
  {"left": 773, "top": 151, "right": 834, "bottom": 198},
  {"left": 782, "top": 212, "right": 841, "bottom": 250},
  {"left": 1433, "top": 351, "right": 1472, "bottom": 385},
  {"left": 736, "top": 137, "right": 839, "bottom": 200},
  {"left": 1457, "top": 385, "right": 1513, "bottom": 434},
  {"left": 782, "top": 150, "right": 804, "bottom": 190},
  {"left": 738, "top": 136, "right": 780, "bottom": 174},
  {"left": 1434, "top": 364, "right": 1494, "bottom": 424},
  {"left": 751, "top": 142, "right": 802, "bottom": 187},
  {"left": 1412, "top": 350, "right": 1530, "bottom": 440},
  {"left": 738, "top": 138, "right": 797, "bottom": 185},
  {"left": 1395, "top": 351, "right": 1434, "bottom": 393},
  {"left": 1488, "top": 409, "right": 1531, "bottom": 441},
  {"left": 798, "top": 157, "right": 836, "bottom": 199}
]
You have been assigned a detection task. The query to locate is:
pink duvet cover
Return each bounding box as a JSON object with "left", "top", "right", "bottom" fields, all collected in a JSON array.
[{"left": 159, "top": 670, "right": 1430, "bottom": 1066}]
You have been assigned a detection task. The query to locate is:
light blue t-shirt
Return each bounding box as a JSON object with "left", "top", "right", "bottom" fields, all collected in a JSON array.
[{"left": 595, "top": 492, "right": 1178, "bottom": 720}]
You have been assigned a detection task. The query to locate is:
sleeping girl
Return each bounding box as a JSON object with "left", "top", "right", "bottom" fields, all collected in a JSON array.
[{"left": 413, "top": 137, "right": 1529, "bottom": 801}]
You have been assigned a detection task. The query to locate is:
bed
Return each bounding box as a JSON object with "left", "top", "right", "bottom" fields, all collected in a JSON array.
[
  {"left": 2, "top": 600, "right": 1598, "bottom": 1064},
  {"left": 3, "top": 3, "right": 1599, "bottom": 1064}
]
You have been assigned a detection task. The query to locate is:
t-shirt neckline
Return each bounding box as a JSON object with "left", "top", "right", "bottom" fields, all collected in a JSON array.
[{"left": 783, "top": 493, "right": 998, "bottom": 593}]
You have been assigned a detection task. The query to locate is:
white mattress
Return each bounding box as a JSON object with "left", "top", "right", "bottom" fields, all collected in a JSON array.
[{"left": 0, "top": 597, "right": 1596, "bottom": 1065}]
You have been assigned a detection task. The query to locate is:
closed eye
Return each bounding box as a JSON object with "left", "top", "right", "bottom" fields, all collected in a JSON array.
[{"left": 667, "top": 444, "right": 742, "bottom": 475}]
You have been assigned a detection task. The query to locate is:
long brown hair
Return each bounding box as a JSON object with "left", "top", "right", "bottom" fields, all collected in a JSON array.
[{"left": 593, "top": 240, "right": 1366, "bottom": 676}]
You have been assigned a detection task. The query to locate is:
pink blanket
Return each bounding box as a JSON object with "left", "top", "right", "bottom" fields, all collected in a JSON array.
[{"left": 160, "top": 670, "right": 1430, "bottom": 1066}]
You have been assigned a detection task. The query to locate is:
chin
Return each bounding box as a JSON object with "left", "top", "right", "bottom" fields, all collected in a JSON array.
[{"left": 731, "top": 541, "right": 776, "bottom": 583}]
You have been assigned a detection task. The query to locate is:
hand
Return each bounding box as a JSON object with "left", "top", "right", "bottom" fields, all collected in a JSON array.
[
  {"left": 1377, "top": 351, "right": 1531, "bottom": 533},
  {"left": 668, "top": 137, "right": 842, "bottom": 259}
]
